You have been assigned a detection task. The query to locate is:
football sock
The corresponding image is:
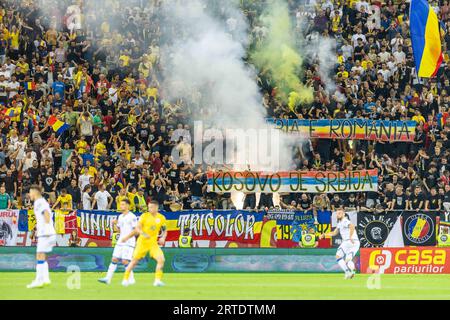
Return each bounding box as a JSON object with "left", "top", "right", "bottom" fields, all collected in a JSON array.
[
  {"left": 337, "top": 258, "right": 349, "bottom": 273},
  {"left": 123, "top": 263, "right": 134, "bottom": 282},
  {"left": 43, "top": 261, "right": 50, "bottom": 283},
  {"left": 347, "top": 260, "right": 355, "bottom": 272},
  {"left": 36, "top": 260, "right": 45, "bottom": 282},
  {"left": 106, "top": 262, "right": 117, "bottom": 281}
]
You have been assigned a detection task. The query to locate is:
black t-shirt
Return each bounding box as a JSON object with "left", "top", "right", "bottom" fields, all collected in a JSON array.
[
  {"left": 28, "top": 167, "right": 41, "bottom": 184},
  {"left": 384, "top": 190, "right": 394, "bottom": 202},
  {"left": 167, "top": 168, "right": 180, "bottom": 185},
  {"left": 344, "top": 198, "right": 358, "bottom": 209},
  {"left": 126, "top": 168, "right": 140, "bottom": 186},
  {"left": 137, "top": 126, "right": 150, "bottom": 143},
  {"left": 425, "top": 173, "right": 438, "bottom": 189},
  {"left": 152, "top": 185, "right": 167, "bottom": 204},
  {"left": 67, "top": 186, "right": 81, "bottom": 204},
  {"left": 298, "top": 198, "right": 312, "bottom": 211},
  {"left": 190, "top": 179, "right": 204, "bottom": 197},
  {"left": 101, "top": 162, "right": 114, "bottom": 175},
  {"left": 148, "top": 129, "right": 161, "bottom": 146},
  {"left": 2, "top": 175, "right": 15, "bottom": 193},
  {"left": 177, "top": 179, "right": 189, "bottom": 194},
  {"left": 42, "top": 174, "right": 56, "bottom": 192},
  {"left": 330, "top": 198, "right": 343, "bottom": 209},
  {"left": 392, "top": 193, "right": 407, "bottom": 209},
  {"left": 409, "top": 193, "right": 424, "bottom": 209},
  {"left": 428, "top": 194, "right": 441, "bottom": 210},
  {"left": 443, "top": 191, "right": 450, "bottom": 203}
]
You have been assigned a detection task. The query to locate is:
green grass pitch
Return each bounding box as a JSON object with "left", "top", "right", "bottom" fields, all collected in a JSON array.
[{"left": 1, "top": 272, "right": 449, "bottom": 300}]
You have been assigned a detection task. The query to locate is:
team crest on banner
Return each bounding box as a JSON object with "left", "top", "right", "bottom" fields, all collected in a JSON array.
[
  {"left": 439, "top": 211, "right": 450, "bottom": 235},
  {"left": 402, "top": 211, "right": 437, "bottom": 246},
  {"left": 269, "top": 210, "right": 316, "bottom": 247},
  {"left": 357, "top": 212, "right": 399, "bottom": 247}
]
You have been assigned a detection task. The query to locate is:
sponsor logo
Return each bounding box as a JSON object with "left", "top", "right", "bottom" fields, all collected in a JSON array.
[
  {"left": 403, "top": 213, "right": 434, "bottom": 244},
  {"left": 368, "top": 249, "right": 392, "bottom": 273},
  {"left": 362, "top": 248, "right": 449, "bottom": 274}
]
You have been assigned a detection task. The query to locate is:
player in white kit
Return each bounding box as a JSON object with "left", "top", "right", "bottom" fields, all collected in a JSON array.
[
  {"left": 98, "top": 198, "right": 137, "bottom": 285},
  {"left": 319, "top": 208, "right": 360, "bottom": 279},
  {"left": 27, "top": 185, "right": 57, "bottom": 288}
]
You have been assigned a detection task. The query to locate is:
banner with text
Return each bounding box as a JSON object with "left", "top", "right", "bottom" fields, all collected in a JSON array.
[
  {"left": 360, "top": 247, "right": 450, "bottom": 274},
  {"left": 266, "top": 210, "right": 332, "bottom": 248},
  {"left": 76, "top": 210, "right": 264, "bottom": 248},
  {"left": 402, "top": 211, "right": 437, "bottom": 246},
  {"left": 267, "top": 118, "right": 416, "bottom": 142},
  {"left": 357, "top": 212, "right": 400, "bottom": 247},
  {"left": 207, "top": 170, "right": 378, "bottom": 193}
]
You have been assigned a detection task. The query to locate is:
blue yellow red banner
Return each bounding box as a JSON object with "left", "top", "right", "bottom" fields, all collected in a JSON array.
[
  {"left": 267, "top": 118, "right": 416, "bottom": 142},
  {"left": 207, "top": 169, "right": 378, "bottom": 193}
]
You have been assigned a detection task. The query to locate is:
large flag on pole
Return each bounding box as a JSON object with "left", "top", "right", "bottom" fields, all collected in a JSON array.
[{"left": 410, "top": 0, "right": 443, "bottom": 78}]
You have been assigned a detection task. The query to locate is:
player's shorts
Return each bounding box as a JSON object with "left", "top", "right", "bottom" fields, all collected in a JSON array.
[
  {"left": 37, "top": 235, "right": 56, "bottom": 253},
  {"left": 112, "top": 244, "right": 135, "bottom": 261},
  {"left": 336, "top": 239, "right": 360, "bottom": 260},
  {"left": 133, "top": 241, "right": 164, "bottom": 260}
]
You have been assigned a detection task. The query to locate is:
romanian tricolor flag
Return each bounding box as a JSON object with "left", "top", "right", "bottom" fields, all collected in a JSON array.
[
  {"left": 26, "top": 81, "right": 36, "bottom": 91},
  {"left": 410, "top": 0, "right": 443, "bottom": 78},
  {"left": 3, "top": 108, "right": 15, "bottom": 118},
  {"left": 47, "top": 115, "right": 70, "bottom": 135}
]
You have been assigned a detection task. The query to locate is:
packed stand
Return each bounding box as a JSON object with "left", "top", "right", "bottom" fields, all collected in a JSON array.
[{"left": 0, "top": 0, "right": 448, "bottom": 215}]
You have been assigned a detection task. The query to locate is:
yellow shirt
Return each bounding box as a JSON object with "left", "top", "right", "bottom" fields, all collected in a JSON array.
[
  {"left": 337, "top": 71, "right": 349, "bottom": 79},
  {"left": 361, "top": 60, "right": 373, "bottom": 70},
  {"left": 76, "top": 140, "right": 88, "bottom": 154},
  {"left": 57, "top": 194, "right": 73, "bottom": 210},
  {"left": 10, "top": 31, "right": 19, "bottom": 49},
  {"left": 84, "top": 166, "right": 97, "bottom": 178},
  {"left": 138, "top": 212, "right": 167, "bottom": 244},
  {"left": 119, "top": 149, "right": 132, "bottom": 162},
  {"left": 127, "top": 192, "right": 137, "bottom": 211},
  {"left": 94, "top": 142, "right": 106, "bottom": 157},
  {"left": 119, "top": 55, "right": 130, "bottom": 66},
  {"left": 16, "top": 61, "right": 29, "bottom": 74},
  {"left": 145, "top": 87, "right": 158, "bottom": 99},
  {"left": 331, "top": 16, "right": 341, "bottom": 32},
  {"left": 127, "top": 113, "right": 137, "bottom": 125},
  {"left": 412, "top": 115, "right": 425, "bottom": 125},
  {"left": 116, "top": 194, "right": 128, "bottom": 209}
]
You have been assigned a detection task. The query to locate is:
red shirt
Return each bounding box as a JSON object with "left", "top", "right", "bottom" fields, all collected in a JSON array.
[{"left": 102, "top": 115, "right": 113, "bottom": 129}]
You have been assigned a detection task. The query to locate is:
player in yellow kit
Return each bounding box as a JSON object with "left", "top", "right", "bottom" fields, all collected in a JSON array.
[{"left": 120, "top": 200, "right": 167, "bottom": 287}]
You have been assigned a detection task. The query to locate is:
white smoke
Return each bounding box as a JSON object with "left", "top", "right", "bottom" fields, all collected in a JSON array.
[
  {"left": 294, "top": 4, "right": 339, "bottom": 96},
  {"left": 159, "top": 0, "right": 299, "bottom": 171}
]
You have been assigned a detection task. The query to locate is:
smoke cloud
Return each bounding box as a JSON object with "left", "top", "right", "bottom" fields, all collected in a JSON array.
[
  {"left": 250, "top": 0, "right": 314, "bottom": 111},
  {"left": 159, "top": 0, "right": 299, "bottom": 171}
]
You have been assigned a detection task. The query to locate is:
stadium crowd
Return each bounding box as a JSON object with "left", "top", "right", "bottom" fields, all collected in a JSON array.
[{"left": 0, "top": 0, "right": 449, "bottom": 215}]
